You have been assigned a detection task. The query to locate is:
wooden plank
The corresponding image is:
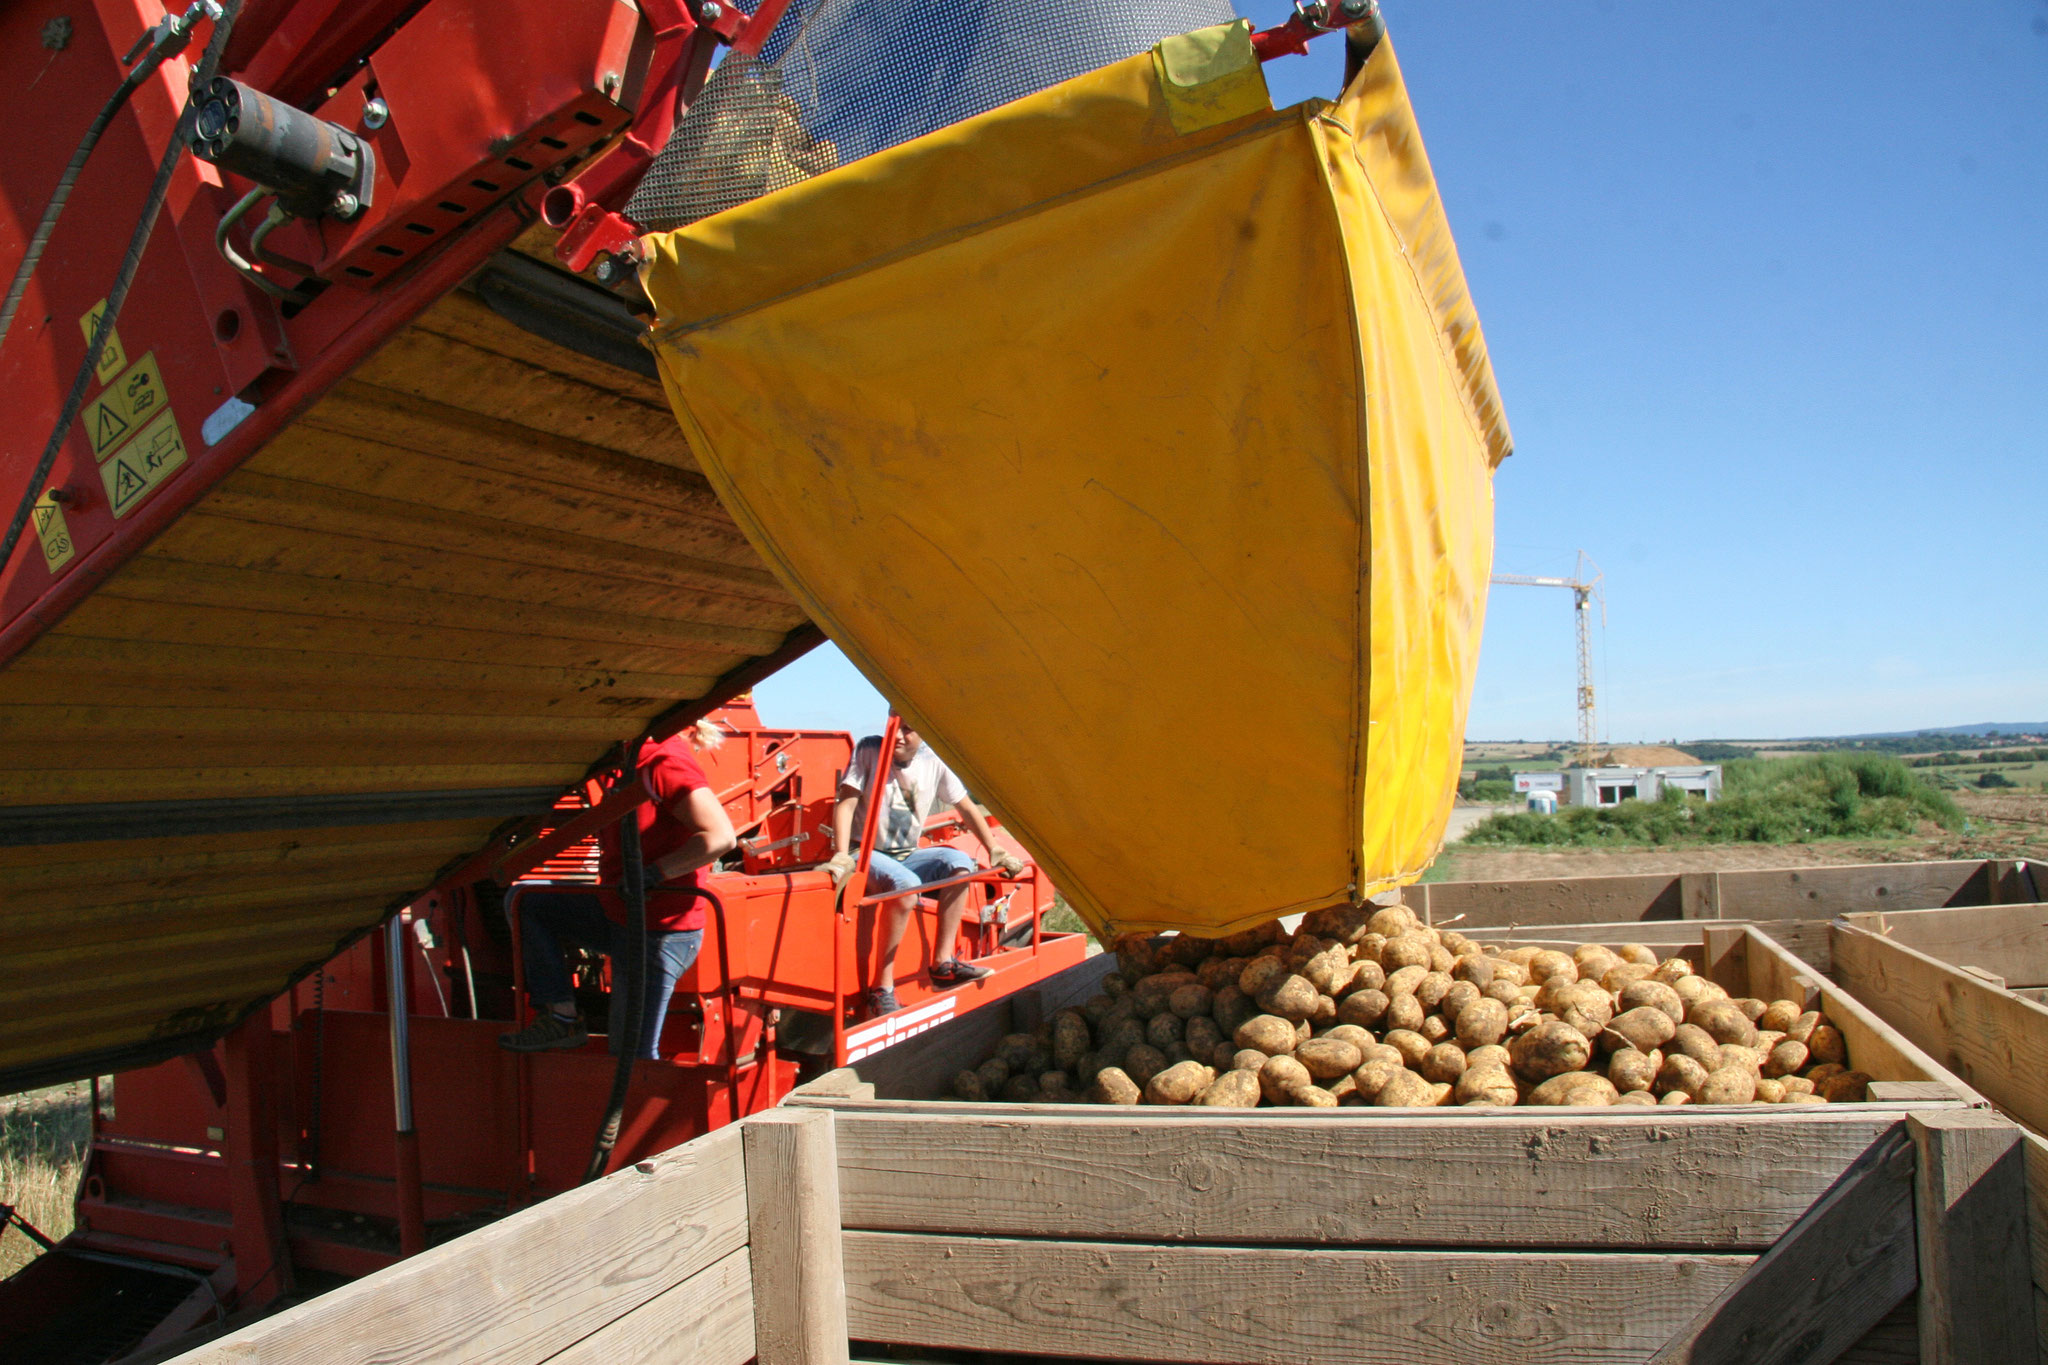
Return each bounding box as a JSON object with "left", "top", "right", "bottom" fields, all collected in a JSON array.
[
  {"left": 1646, "top": 1126, "right": 1917, "bottom": 1365},
  {"left": 1702, "top": 924, "right": 1751, "bottom": 995},
  {"left": 1423, "top": 871, "right": 1682, "bottom": 927},
  {"left": 831, "top": 1110, "right": 1907, "bottom": 1251},
  {"left": 842, "top": 1232, "right": 1751, "bottom": 1365},
  {"left": 1681, "top": 870, "right": 1723, "bottom": 919},
  {"left": 790, "top": 1068, "right": 875, "bottom": 1101},
  {"left": 1839, "top": 904, "right": 2048, "bottom": 989},
  {"left": 1909, "top": 1110, "right": 2037, "bottom": 1363},
  {"left": 1835, "top": 1299, "right": 1920, "bottom": 1365},
  {"left": 538, "top": 1244, "right": 754, "bottom": 1365},
  {"left": 1472, "top": 918, "right": 1834, "bottom": 975},
  {"left": 1716, "top": 862, "right": 1992, "bottom": 917},
  {"left": 2027, "top": 1134, "right": 2048, "bottom": 1297},
  {"left": 1829, "top": 926, "right": 2047, "bottom": 1128},
  {"left": 161, "top": 1124, "right": 748, "bottom": 1365},
  {"left": 744, "top": 1109, "right": 850, "bottom": 1365}
]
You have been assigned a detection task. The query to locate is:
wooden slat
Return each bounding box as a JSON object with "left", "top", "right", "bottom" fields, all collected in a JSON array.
[
  {"left": 1646, "top": 1126, "right": 1916, "bottom": 1365},
  {"left": 1829, "top": 926, "right": 2047, "bottom": 1128},
  {"left": 161, "top": 1124, "right": 748, "bottom": 1365},
  {"left": 1838, "top": 1299, "right": 1921, "bottom": 1365},
  {"left": 1422, "top": 872, "right": 1682, "bottom": 926},
  {"left": 1715, "top": 861, "right": 1991, "bottom": 917},
  {"left": 1910, "top": 1110, "right": 2038, "bottom": 1363},
  {"left": 1485, "top": 918, "right": 1833, "bottom": 976},
  {"left": 410, "top": 290, "right": 674, "bottom": 405},
  {"left": 842, "top": 1232, "right": 1751, "bottom": 1365},
  {"left": 745, "top": 1109, "right": 850, "bottom": 1365},
  {"left": 1839, "top": 904, "right": 2048, "bottom": 989},
  {"left": 2028, "top": 1135, "right": 2048, "bottom": 1304},
  {"left": 538, "top": 1244, "right": 755, "bottom": 1365},
  {"left": 831, "top": 1110, "right": 1907, "bottom": 1251},
  {"left": 12, "top": 762, "right": 579, "bottom": 805},
  {"left": 0, "top": 705, "right": 632, "bottom": 753}
]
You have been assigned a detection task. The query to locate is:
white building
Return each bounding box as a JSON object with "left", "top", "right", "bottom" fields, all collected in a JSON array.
[{"left": 1560, "top": 765, "right": 1722, "bottom": 807}]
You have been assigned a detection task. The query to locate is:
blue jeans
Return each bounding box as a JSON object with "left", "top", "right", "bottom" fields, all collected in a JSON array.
[
  {"left": 516, "top": 889, "right": 703, "bottom": 1059},
  {"left": 866, "top": 845, "right": 976, "bottom": 896}
]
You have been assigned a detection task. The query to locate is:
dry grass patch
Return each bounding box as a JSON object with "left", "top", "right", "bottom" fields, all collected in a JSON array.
[{"left": 1, "top": 1082, "right": 90, "bottom": 1277}]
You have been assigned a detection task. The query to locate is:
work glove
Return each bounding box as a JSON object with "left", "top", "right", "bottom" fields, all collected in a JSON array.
[
  {"left": 825, "top": 851, "right": 858, "bottom": 888},
  {"left": 991, "top": 850, "right": 1027, "bottom": 878}
]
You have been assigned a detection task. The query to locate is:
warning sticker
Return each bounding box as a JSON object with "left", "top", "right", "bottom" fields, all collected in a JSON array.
[
  {"left": 31, "top": 492, "right": 75, "bottom": 573},
  {"left": 78, "top": 299, "right": 127, "bottom": 383},
  {"left": 99, "top": 409, "right": 187, "bottom": 519},
  {"left": 85, "top": 353, "right": 167, "bottom": 460}
]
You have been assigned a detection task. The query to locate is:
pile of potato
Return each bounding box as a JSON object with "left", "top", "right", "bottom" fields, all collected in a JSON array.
[{"left": 950, "top": 902, "right": 1871, "bottom": 1109}]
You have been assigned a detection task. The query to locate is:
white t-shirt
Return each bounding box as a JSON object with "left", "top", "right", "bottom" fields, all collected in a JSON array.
[{"left": 843, "top": 737, "right": 968, "bottom": 856}]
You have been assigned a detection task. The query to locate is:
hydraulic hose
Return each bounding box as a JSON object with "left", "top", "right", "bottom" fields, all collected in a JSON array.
[
  {"left": 0, "top": 0, "right": 240, "bottom": 581},
  {"left": 584, "top": 814, "right": 649, "bottom": 1184}
]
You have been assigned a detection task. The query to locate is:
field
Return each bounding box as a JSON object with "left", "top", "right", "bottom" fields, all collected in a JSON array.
[{"left": 0, "top": 1082, "right": 89, "bottom": 1277}]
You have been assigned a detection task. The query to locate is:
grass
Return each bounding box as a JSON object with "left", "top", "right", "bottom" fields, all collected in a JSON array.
[
  {"left": 1, "top": 1082, "right": 90, "bottom": 1277},
  {"left": 1461, "top": 753, "right": 1963, "bottom": 849}
]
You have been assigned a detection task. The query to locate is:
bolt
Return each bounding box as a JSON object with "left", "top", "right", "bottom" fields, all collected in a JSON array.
[
  {"left": 331, "top": 190, "right": 360, "bottom": 219},
  {"left": 361, "top": 96, "right": 389, "bottom": 130},
  {"left": 601, "top": 71, "right": 621, "bottom": 97},
  {"left": 701, "top": 0, "right": 722, "bottom": 19},
  {"left": 1340, "top": 0, "right": 1372, "bottom": 15}
]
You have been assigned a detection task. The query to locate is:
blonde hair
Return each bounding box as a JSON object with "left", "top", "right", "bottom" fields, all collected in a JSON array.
[{"left": 690, "top": 717, "right": 727, "bottom": 752}]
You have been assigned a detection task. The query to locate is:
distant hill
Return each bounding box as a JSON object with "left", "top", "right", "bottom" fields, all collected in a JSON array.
[{"left": 1837, "top": 723, "right": 2048, "bottom": 740}]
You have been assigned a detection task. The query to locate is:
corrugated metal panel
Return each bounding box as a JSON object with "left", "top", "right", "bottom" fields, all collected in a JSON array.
[{"left": 0, "top": 283, "right": 811, "bottom": 1091}]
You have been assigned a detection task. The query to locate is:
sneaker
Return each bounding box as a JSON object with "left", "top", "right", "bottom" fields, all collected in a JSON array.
[
  {"left": 861, "top": 986, "right": 900, "bottom": 1018},
  {"left": 930, "top": 958, "right": 993, "bottom": 984},
  {"left": 498, "top": 1013, "right": 588, "bottom": 1052}
]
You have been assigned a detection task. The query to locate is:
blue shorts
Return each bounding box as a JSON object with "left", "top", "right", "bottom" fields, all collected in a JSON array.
[{"left": 866, "top": 845, "right": 975, "bottom": 896}]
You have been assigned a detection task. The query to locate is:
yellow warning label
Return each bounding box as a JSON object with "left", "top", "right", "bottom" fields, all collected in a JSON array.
[
  {"left": 85, "top": 352, "right": 167, "bottom": 460},
  {"left": 31, "top": 493, "right": 75, "bottom": 573},
  {"left": 100, "top": 409, "right": 186, "bottom": 519},
  {"left": 78, "top": 299, "right": 127, "bottom": 384}
]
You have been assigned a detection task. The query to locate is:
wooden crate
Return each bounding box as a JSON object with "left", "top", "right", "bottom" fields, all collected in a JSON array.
[{"left": 1831, "top": 904, "right": 2048, "bottom": 1357}]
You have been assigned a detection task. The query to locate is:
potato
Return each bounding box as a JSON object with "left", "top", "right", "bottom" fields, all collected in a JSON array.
[
  {"left": 1168, "top": 983, "right": 1216, "bottom": 1021},
  {"left": 1099, "top": 1018, "right": 1146, "bottom": 1060},
  {"left": 1779, "top": 1074, "right": 1816, "bottom": 1097},
  {"left": 1602, "top": 962, "right": 1658, "bottom": 993},
  {"left": 1785, "top": 1010, "right": 1826, "bottom": 1044},
  {"left": 1288, "top": 1084, "right": 1338, "bottom": 1108},
  {"left": 1427, "top": 945, "right": 1457, "bottom": 974},
  {"left": 1132, "top": 973, "right": 1192, "bottom": 1017},
  {"left": 1226, "top": 1047, "right": 1267, "bottom": 1073},
  {"left": 1144, "top": 1060, "right": 1214, "bottom": 1105},
  {"left": 1345, "top": 960, "right": 1389, "bottom": 994},
  {"left": 1418, "top": 1014, "right": 1451, "bottom": 1045},
  {"left": 1760, "top": 1039, "right": 1808, "bottom": 1078},
  {"left": 1193, "top": 956, "right": 1243, "bottom": 992},
  {"left": 1717, "top": 1045, "right": 1763, "bottom": 1076},
  {"left": 1324, "top": 1024, "right": 1375, "bottom": 1054},
  {"left": 1351, "top": 1058, "right": 1405, "bottom": 1102},
  {"left": 1209, "top": 1039, "right": 1240, "bottom": 1070},
  {"left": 1820, "top": 1070, "right": 1872, "bottom": 1103},
  {"left": 1122, "top": 1044, "right": 1168, "bottom": 1086},
  {"left": 1358, "top": 1042, "right": 1405, "bottom": 1068},
  {"left": 1301, "top": 945, "right": 1352, "bottom": 997},
  {"left": 1354, "top": 933, "right": 1389, "bottom": 966},
  {"left": 1785, "top": 1091, "right": 1827, "bottom": 1105},
  {"left": 1651, "top": 957, "right": 1695, "bottom": 984},
  {"left": 1529, "top": 1072, "right": 1619, "bottom": 1106},
  {"left": 1050, "top": 1013, "right": 1091, "bottom": 1071},
  {"left": 1616, "top": 1089, "right": 1658, "bottom": 1106},
  {"left": 1102, "top": 972, "right": 1130, "bottom": 998},
  {"left": 1002, "top": 1074, "right": 1041, "bottom": 1102},
  {"left": 1309, "top": 993, "right": 1339, "bottom": 1027},
  {"left": 1455, "top": 1065, "right": 1519, "bottom": 1105},
  {"left": 995, "top": 1033, "right": 1041, "bottom": 1071},
  {"left": 1489, "top": 958, "right": 1531, "bottom": 987},
  {"left": 1509, "top": 1020, "right": 1592, "bottom": 1081},
  {"left": 1451, "top": 954, "right": 1495, "bottom": 987},
  {"left": 1698, "top": 1066, "right": 1757, "bottom": 1105},
  {"left": 1076, "top": 1051, "right": 1113, "bottom": 1085},
  {"left": 1420, "top": 1042, "right": 1468, "bottom": 1084},
  {"left": 1384, "top": 964, "right": 1428, "bottom": 998},
  {"left": 1758, "top": 999, "right": 1802, "bottom": 1033},
  {"left": 1384, "top": 993, "right": 1426, "bottom": 1032},
  {"left": 976, "top": 1057, "right": 1012, "bottom": 1093},
  {"left": 1655, "top": 1053, "right": 1709, "bottom": 1100},
  {"left": 1755, "top": 1030, "right": 1786, "bottom": 1053},
  {"left": 1602, "top": 1006, "right": 1678, "bottom": 1055},
  {"left": 1687, "top": 999, "right": 1759, "bottom": 1047},
  {"left": 1374, "top": 1069, "right": 1443, "bottom": 1107},
  {"left": 1441, "top": 930, "right": 1476, "bottom": 955},
  {"left": 1616, "top": 942, "right": 1660, "bottom": 966},
  {"left": 1754, "top": 1077, "right": 1788, "bottom": 1104},
  {"left": 1466, "top": 1043, "right": 1511, "bottom": 1071},
  {"left": 1081, "top": 993, "right": 1116, "bottom": 1027},
  {"left": 1608, "top": 1047, "right": 1659, "bottom": 1094},
  {"left": 1258, "top": 1054, "right": 1314, "bottom": 1104},
  {"left": 951, "top": 1070, "right": 987, "bottom": 1101},
  {"left": 1806, "top": 1024, "right": 1847, "bottom": 1066},
  {"left": 1482, "top": 979, "right": 1524, "bottom": 1007},
  {"left": 1234, "top": 1014, "right": 1297, "bottom": 1056},
  {"left": 1658, "top": 1090, "right": 1691, "bottom": 1106},
  {"left": 1367, "top": 905, "right": 1419, "bottom": 937},
  {"left": 1415, "top": 971, "right": 1455, "bottom": 1012},
  {"left": 1295, "top": 1037, "right": 1365, "bottom": 1080},
  {"left": 1182, "top": 1014, "right": 1223, "bottom": 1059},
  {"left": 1527, "top": 950, "right": 1578, "bottom": 985},
  {"left": 1336, "top": 988, "right": 1390, "bottom": 1029},
  {"left": 1454, "top": 997, "right": 1510, "bottom": 1049},
  {"left": 1668, "top": 1024, "right": 1723, "bottom": 1069},
  {"left": 1040, "top": 1071, "right": 1079, "bottom": 1102},
  {"left": 1257, "top": 973, "right": 1321, "bottom": 1022},
  {"left": 1212, "top": 986, "right": 1259, "bottom": 1037},
  {"left": 1574, "top": 943, "right": 1622, "bottom": 976},
  {"left": 1502, "top": 947, "right": 1540, "bottom": 969},
  {"left": 1380, "top": 935, "right": 1432, "bottom": 972},
  {"left": 1238, "top": 956, "right": 1290, "bottom": 998},
  {"left": 1090, "top": 1067, "right": 1141, "bottom": 1104},
  {"left": 1804, "top": 1062, "right": 1846, "bottom": 1087},
  {"left": 1553, "top": 982, "right": 1615, "bottom": 1040},
  {"left": 1733, "top": 997, "right": 1768, "bottom": 1022},
  {"left": 1618, "top": 980, "right": 1686, "bottom": 1025},
  {"left": 1145, "top": 1013, "right": 1184, "bottom": 1048},
  {"left": 1383, "top": 1029, "right": 1432, "bottom": 1068}
]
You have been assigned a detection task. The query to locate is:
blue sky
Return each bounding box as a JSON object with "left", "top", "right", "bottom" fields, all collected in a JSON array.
[{"left": 758, "top": 3, "right": 2048, "bottom": 743}]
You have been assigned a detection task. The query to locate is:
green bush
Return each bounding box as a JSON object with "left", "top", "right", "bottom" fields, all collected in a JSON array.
[
  {"left": 1979, "top": 771, "right": 2015, "bottom": 789},
  {"left": 1462, "top": 754, "right": 1959, "bottom": 848},
  {"left": 1459, "top": 779, "right": 1515, "bottom": 802}
]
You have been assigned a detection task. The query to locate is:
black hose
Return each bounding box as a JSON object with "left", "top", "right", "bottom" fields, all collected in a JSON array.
[
  {"left": 0, "top": 0, "right": 240, "bottom": 579},
  {"left": 584, "top": 815, "right": 648, "bottom": 1184}
]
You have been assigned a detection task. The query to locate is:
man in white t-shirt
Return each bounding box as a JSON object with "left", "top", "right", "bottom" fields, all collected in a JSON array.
[{"left": 825, "top": 717, "right": 1026, "bottom": 1017}]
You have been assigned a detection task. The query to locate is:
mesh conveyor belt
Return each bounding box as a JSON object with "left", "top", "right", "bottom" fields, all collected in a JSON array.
[{"left": 624, "top": 0, "right": 1235, "bottom": 230}]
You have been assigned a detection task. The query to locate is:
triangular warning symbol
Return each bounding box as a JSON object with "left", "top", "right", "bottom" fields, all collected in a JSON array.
[
  {"left": 110, "top": 457, "right": 146, "bottom": 509},
  {"left": 94, "top": 403, "right": 129, "bottom": 450},
  {"left": 32, "top": 504, "right": 52, "bottom": 534}
]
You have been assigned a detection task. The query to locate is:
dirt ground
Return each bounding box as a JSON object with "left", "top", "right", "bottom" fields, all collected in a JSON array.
[{"left": 1432, "top": 789, "right": 2048, "bottom": 884}]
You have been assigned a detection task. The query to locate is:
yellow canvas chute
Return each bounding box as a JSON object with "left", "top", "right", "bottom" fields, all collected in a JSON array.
[{"left": 640, "top": 22, "right": 1510, "bottom": 939}]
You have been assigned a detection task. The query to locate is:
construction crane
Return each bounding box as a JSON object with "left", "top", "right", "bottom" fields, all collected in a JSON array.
[{"left": 1491, "top": 551, "right": 1605, "bottom": 768}]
